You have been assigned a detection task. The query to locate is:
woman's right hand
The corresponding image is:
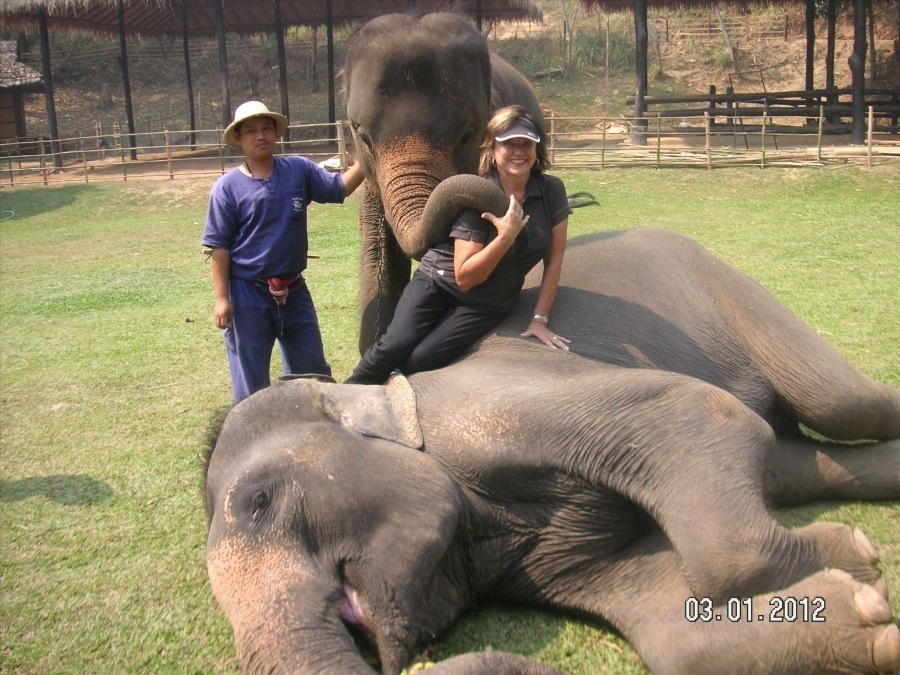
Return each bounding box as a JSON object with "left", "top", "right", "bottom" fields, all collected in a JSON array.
[
  {"left": 481, "top": 194, "right": 529, "bottom": 241},
  {"left": 214, "top": 297, "right": 233, "bottom": 329}
]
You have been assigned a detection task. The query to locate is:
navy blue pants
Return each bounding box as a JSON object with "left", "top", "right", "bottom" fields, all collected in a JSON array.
[
  {"left": 224, "top": 277, "right": 330, "bottom": 404},
  {"left": 347, "top": 272, "right": 509, "bottom": 385}
]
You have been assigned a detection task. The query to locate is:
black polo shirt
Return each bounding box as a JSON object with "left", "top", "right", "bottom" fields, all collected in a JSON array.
[{"left": 417, "top": 171, "right": 571, "bottom": 311}]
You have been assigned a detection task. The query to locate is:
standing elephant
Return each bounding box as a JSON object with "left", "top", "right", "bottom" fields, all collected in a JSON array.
[
  {"left": 345, "top": 13, "right": 543, "bottom": 352},
  {"left": 205, "top": 228, "right": 900, "bottom": 674}
]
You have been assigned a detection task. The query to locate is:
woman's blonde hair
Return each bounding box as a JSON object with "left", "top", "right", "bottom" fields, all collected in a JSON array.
[{"left": 478, "top": 105, "right": 551, "bottom": 176}]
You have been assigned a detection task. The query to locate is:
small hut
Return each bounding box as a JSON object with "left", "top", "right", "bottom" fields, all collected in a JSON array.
[{"left": 0, "top": 39, "right": 42, "bottom": 140}]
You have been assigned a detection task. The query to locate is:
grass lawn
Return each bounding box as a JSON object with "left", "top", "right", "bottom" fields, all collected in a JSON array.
[{"left": 1, "top": 165, "right": 897, "bottom": 673}]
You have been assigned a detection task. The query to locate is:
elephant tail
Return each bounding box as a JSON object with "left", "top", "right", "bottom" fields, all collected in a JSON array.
[{"left": 568, "top": 191, "right": 598, "bottom": 209}]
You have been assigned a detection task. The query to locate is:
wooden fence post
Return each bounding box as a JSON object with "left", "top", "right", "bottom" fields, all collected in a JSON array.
[
  {"left": 40, "top": 138, "right": 48, "bottom": 186},
  {"left": 81, "top": 136, "right": 89, "bottom": 183},
  {"left": 704, "top": 111, "right": 712, "bottom": 169},
  {"left": 120, "top": 133, "right": 127, "bottom": 182},
  {"left": 760, "top": 113, "right": 767, "bottom": 169},
  {"left": 601, "top": 120, "right": 606, "bottom": 169},
  {"left": 549, "top": 113, "right": 556, "bottom": 164},
  {"left": 165, "top": 130, "right": 174, "bottom": 179},
  {"left": 655, "top": 116, "right": 661, "bottom": 168},
  {"left": 817, "top": 106, "right": 824, "bottom": 164},
  {"left": 336, "top": 121, "right": 347, "bottom": 169},
  {"left": 217, "top": 127, "right": 225, "bottom": 174},
  {"left": 867, "top": 105, "right": 874, "bottom": 169}
]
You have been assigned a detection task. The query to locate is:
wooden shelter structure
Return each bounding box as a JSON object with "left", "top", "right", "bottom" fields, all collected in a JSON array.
[
  {"left": 0, "top": 38, "right": 42, "bottom": 139},
  {"left": 580, "top": 0, "right": 881, "bottom": 145},
  {"left": 0, "top": 0, "right": 542, "bottom": 164}
]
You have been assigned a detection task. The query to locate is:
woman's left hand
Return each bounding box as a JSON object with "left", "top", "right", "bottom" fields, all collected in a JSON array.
[{"left": 521, "top": 321, "right": 571, "bottom": 351}]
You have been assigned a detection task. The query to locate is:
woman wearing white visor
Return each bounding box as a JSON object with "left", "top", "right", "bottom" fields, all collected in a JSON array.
[{"left": 346, "top": 105, "right": 571, "bottom": 384}]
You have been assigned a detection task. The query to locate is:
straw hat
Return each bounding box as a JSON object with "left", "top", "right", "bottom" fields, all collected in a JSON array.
[{"left": 223, "top": 101, "right": 288, "bottom": 148}]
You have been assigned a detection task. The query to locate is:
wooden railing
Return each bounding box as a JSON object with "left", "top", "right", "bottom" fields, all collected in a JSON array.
[
  {"left": 626, "top": 87, "right": 900, "bottom": 126},
  {"left": 0, "top": 121, "right": 349, "bottom": 187},
  {"left": 3, "top": 109, "right": 899, "bottom": 187},
  {"left": 546, "top": 108, "right": 898, "bottom": 169}
]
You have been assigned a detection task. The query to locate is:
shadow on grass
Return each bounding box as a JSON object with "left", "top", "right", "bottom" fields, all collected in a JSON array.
[
  {"left": 0, "top": 474, "right": 114, "bottom": 505},
  {"left": 1, "top": 184, "right": 96, "bottom": 220}
]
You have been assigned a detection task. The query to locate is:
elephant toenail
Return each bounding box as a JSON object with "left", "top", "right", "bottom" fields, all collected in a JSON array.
[
  {"left": 872, "top": 624, "right": 900, "bottom": 672},
  {"left": 872, "top": 576, "right": 889, "bottom": 601},
  {"left": 853, "top": 528, "right": 880, "bottom": 564},
  {"left": 855, "top": 584, "right": 892, "bottom": 623}
]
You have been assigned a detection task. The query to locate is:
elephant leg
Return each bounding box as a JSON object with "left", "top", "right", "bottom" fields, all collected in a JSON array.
[
  {"left": 765, "top": 436, "right": 900, "bottom": 505},
  {"left": 718, "top": 263, "right": 900, "bottom": 442},
  {"left": 358, "top": 181, "right": 412, "bottom": 354},
  {"left": 560, "top": 371, "right": 883, "bottom": 601},
  {"left": 560, "top": 529, "right": 900, "bottom": 675}
]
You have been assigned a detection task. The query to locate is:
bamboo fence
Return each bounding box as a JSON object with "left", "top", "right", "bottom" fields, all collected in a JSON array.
[{"left": 2, "top": 108, "right": 898, "bottom": 187}]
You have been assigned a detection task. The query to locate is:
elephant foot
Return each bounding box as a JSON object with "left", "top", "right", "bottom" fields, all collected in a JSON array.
[
  {"left": 796, "top": 522, "right": 885, "bottom": 590},
  {"left": 663, "top": 569, "right": 900, "bottom": 675},
  {"left": 777, "top": 569, "right": 900, "bottom": 674}
]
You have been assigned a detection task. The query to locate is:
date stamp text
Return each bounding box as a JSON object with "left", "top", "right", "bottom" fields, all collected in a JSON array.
[{"left": 685, "top": 596, "right": 826, "bottom": 623}]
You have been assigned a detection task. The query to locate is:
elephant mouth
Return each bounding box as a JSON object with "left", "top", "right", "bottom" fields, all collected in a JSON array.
[{"left": 339, "top": 582, "right": 373, "bottom": 640}]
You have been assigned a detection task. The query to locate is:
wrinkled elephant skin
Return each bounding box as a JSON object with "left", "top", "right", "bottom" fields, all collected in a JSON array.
[{"left": 207, "top": 229, "right": 900, "bottom": 674}]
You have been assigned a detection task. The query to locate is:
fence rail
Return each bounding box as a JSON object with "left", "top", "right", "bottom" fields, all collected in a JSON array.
[
  {"left": 1, "top": 121, "right": 349, "bottom": 186},
  {"left": 547, "top": 108, "right": 897, "bottom": 169},
  {"left": 2, "top": 110, "right": 898, "bottom": 187},
  {"left": 653, "top": 13, "right": 793, "bottom": 41}
]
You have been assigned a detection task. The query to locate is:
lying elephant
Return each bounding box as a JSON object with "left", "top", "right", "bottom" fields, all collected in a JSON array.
[
  {"left": 345, "top": 12, "right": 544, "bottom": 351},
  {"left": 205, "top": 228, "right": 900, "bottom": 674}
]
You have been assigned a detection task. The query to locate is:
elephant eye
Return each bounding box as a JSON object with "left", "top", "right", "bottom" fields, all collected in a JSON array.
[
  {"left": 352, "top": 124, "right": 373, "bottom": 153},
  {"left": 249, "top": 489, "right": 271, "bottom": 521},
  {"left": 460, "top": 124, "right": 476, "bottom": 145}
]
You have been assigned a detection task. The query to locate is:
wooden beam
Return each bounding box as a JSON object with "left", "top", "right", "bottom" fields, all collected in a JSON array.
[
  {"left": 116, "top": 0, "right": 137, "bottom": 161},
  {"left": 37, "top": 8, "right": 62, "bottom": 168}
]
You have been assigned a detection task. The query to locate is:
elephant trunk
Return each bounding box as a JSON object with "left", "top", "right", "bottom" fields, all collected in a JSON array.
[
  {"left": 378, "top": 137, "right": 507, "bottom": 261},
  {"left": 208, "top": 538, "right": 376, "bottom": 674},
  {"left": 414, "top": 175, "right": 510, "bottom": 259},
  {"left": 379, "top": 136, "right": 454, "bottom": 258}
]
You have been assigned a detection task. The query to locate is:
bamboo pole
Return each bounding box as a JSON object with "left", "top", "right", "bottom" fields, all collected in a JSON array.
[
  {"left": 867, "top": 105, "right": 874, "bottom": 168},
  {"left": 601, "top": 121, "right": 606, "bottom": 169},
  {"left": 165, "top": 130, "right": 174, "bottom": 180},
  {"left": 40, "top": 139, "right": 48, "bottom": 186},
  {"left": 336, "top": 122, "right": 347, "bottom": 169},
  {"left": 817, "top": 106, "right": 824, "bottom": 164},
  {"left": 120, "top": 133, "right": 127, "bottom": 182},
  {"left": 705, "top": 112, "right": 712, "bottom": 169},
  {"left": 81, "top": 137, "right": 89, "bottom": 183},
  {"left": 217, "top": 127, "right": 225, "bottom": 175},
  {"left": 550, "top": 113, "right": 556, "bottom": 164},
  {"left": 656, "top": 116, "right": 661, "bottom": 168},
  {"left": 760, "top": 114, "right": 767, "bottom": 169}
]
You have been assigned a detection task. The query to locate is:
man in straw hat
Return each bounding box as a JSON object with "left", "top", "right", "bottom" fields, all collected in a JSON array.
[{"left": 202, "top": 100, "right": 364, "bottom": 404}]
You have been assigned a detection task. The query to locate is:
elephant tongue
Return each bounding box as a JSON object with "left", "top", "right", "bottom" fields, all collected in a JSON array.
[{"left": 339, "top": 584, "right": 369, "bottom": 632}]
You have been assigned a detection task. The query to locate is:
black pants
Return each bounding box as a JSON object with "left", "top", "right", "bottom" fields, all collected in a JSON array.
[{"left": 347, "top": 272, "right": 509, "bottom": 384}]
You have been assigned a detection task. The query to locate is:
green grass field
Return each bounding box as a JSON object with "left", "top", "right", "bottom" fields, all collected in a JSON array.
[{"left": 1, "top": 165, "right": 898, "bottom": 673}]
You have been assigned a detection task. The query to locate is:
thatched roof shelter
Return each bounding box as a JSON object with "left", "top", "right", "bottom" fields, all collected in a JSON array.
[
  {"left": 0, "top": 0, "right": 543, "bottom": 161},
  {"left": 1, "top": 39, "right": 41, "bottom": 138},
  {"left": 0, "top": 0, "right": 543, "bottom": 36}
]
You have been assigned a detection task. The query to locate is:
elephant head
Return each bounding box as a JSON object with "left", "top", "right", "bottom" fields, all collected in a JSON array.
[
  {"left": 205, "top": 377, "right": 474, "bottom": 674},
  {"left": 345, "top": 13, "right": 543, "bottom": 350}
]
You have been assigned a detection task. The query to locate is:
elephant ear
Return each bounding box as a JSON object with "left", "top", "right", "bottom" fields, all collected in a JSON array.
[
  {"left": 414, "top": 174, "right": 509, "bottom": 259},
  {"left": 313, "top": 374, "right": 424, "bottom": 450}
]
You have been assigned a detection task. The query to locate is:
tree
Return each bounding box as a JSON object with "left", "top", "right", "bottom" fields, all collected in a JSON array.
[{"left": 560, "top": 0, "right": 579, "bottom": 77}]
